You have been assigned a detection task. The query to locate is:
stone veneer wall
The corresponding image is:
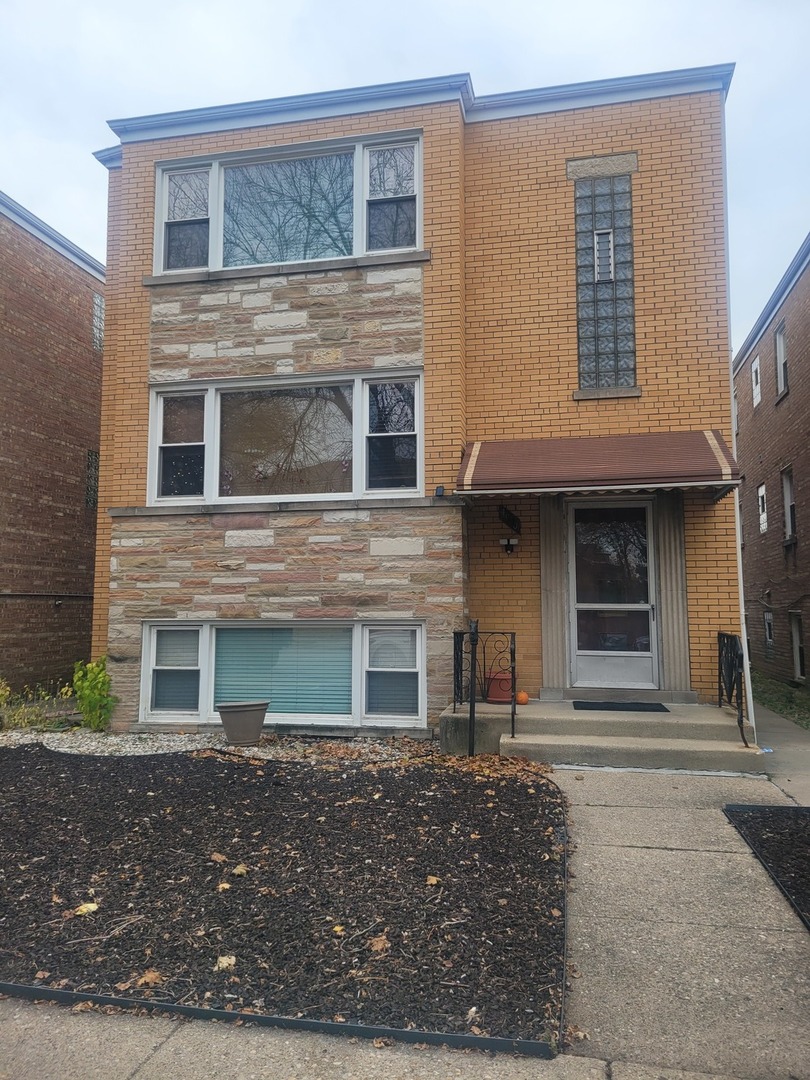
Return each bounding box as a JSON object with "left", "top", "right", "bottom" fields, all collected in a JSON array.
[
  {"left": 107, "top": 500, "right": 463, "bottom": 730},
  {"left": 149, "top": 264, "right": 423, "bottom": 382}
]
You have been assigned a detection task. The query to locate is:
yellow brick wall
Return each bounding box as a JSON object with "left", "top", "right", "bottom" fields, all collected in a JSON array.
[
  {"left": 683, "top": 494, "right": 740, "bottom": 700},
  {"left": 462, "top": 91, "right": 731, "bottom": 441},
  {"left": 464, "top": 499, "right": 543, "bottom": 693}
]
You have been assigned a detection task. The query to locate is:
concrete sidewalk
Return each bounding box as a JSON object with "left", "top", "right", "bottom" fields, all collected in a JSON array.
[
  {"left": 557, "top": 767, "right": 809, "bottom": 1080},
  {"left": 1, "top": 713, "right": 808, "bottom": 1080}
]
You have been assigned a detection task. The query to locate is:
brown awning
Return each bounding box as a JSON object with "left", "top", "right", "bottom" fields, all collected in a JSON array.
[{"left": 456, "top": 429, "right": 739, "bottom": 497}]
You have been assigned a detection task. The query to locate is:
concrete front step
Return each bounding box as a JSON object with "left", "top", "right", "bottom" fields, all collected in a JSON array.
[
  {"left": 501, "top": 732, "right": 766, "bottom": 773},
  {"left": 514, "top": 712, "right": 751, "bottom": 741}
]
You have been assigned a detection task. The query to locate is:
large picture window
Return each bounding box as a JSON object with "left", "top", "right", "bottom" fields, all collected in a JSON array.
[
  {"left": 152, "top": 374, "right": 420, "bottom": 504},
  {"left": 157, "top": 138, "right": 419, "bottom": 273},
  {"left": 144, "top": 622, "right": 423, "bottom": 726}
]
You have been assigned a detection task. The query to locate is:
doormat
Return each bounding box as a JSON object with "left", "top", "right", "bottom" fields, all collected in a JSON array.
[
  {"left": 572, "top": 700, "right": 670, "bottom": 712},
  {"left": 723, "top": 805, "right": 809, "bottom": 932}
]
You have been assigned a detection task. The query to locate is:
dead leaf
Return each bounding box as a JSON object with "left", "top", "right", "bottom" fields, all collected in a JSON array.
[
  {"left": 136, "top": 969, "right": 162, "bottom": 987},
  {"left": 470, "top": 833, "right": 481, "bottom": 840},
  {"left": 551, "top": 907, "right": 562, "bottom": 917},
  {"left": 34, "top": 970, "right": 50, "bottom": 980},
  {"left": 74, "top": 902, "right": 98, "bottom": 916},
  {"left": 217, "top": 882, "right": 231, "bottom": 892},
  {"left": 114, "top": 980, "right": 133, "bottom": 991},
  {"left": 51, "top": 893, "right": 64, "bottom": 905},
  {"left": 333, "top": 925, "right": 346, "bottom": 935},
  {"left": 231, "top": 864, "right": 248, "bottom": 876},
  {"left": 368, "top": 933, "right": 390, "bottom": 952},
  {"left": 497, "top": 898, "right": 508, "bottom": 906},
  {"left": 210, "top": 852, "right": 227, "bottom": 863},
  {"left": 71, "top": 1001, "right": 94, "bottom": 1013},
  {"left": 213, "top": 955, "right": 236, "bottom": 972},
  {"left": 425, "top": 875, "right": 440, "bottom": 886}
]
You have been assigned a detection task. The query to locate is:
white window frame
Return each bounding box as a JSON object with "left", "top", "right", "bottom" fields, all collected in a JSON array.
[
  {"left": 141, "top": 621, "right": 426, "bottom": 727},
  {"left": 763, "top": 611, "right": 774, "bottom": 649},
  {"left": 148, "top": 625, "right": 202, "bottom": 715},
  {"left": 154, "top": 134, "right": 422, "bottom": 276},
  {"left": 363, "top": 625, "right": 421, "bottom": 720},
  {"left": 775, "top": 323, "right": 788, "bottom": 396},
  {"left": 758, "top": 484, "right": 768, "bottom": 533},
  {"left": 782, "top": 467, "right": 796, "bottom": 539},
  {"left": 148, "top": 371, "right": 423, "bottom": 506},
  {"left": 751, "top": 356, "right": 761, "bottom": 407},
  {"left": 789, "top": 612, "right": 805, "bottom": 681}
]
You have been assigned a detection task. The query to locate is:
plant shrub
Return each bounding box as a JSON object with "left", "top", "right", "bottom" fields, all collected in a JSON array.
[{"left": 72, "top": 657, "right": 118, "bottom": 731}]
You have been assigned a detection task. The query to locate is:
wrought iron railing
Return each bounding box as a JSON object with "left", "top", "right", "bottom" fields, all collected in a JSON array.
[
  {"left": 718, "top": 632, "right": 749, "bottom": 747},
  {"left": 453, "top": 621, "right": 517, "bottom": 753}
]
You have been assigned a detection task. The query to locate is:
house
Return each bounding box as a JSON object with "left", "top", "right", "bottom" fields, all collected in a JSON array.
[
  {"left": 733, "top": 232, "right": 809, "bottom": 686},
  {"left": 91, "top": 65, "right": 742, "bottom": 736},
  {"left": 0, "top": 191, "right": 105, "bottom": 691}
]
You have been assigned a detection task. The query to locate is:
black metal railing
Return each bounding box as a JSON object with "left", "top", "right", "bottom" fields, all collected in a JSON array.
[
  {"left": 718, "top": 632, "right": 749, "bottom": 747},
  {"left": 453, "top": 621, "right": 517, "bottom": 753}
]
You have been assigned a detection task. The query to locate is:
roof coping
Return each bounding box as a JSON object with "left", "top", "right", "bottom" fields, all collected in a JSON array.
[{"left": 0, "top": 190, "right": 105, "bottom": 281}]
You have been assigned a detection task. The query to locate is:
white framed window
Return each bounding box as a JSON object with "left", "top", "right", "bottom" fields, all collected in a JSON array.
[
  {"left": 775, "top": 323, "right": 788, "bottom": 396},
  {"left": 758, "top": 484, "right": 768, "bottom": 532},
  {"left": 142, "top": 621, "right": 425, "bottom": 726},
  {"left": 751, "top": 356, "right": 761, "bottom": 406},
  {"left": 155, "top": 136, "right": 421, "bottom": 274},
  {"left": 782, "top": 467, "right": 796, "bottom": 539},
  {"left": 150, "top": 627, "right": 201, "bottom": 712},
  {"left": 364, "top": 626, "right": 419, "bottom": 717},
  {"left": 149, "top": 373, "right": 421, "bottom": 505},
  {"left": 764, "top": 611, "right": 774, "bottom": 649}
]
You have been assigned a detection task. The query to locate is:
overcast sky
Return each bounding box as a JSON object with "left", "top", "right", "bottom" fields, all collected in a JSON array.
[{"left": 2, "top": 0, "right": 807, "bottom": 352}]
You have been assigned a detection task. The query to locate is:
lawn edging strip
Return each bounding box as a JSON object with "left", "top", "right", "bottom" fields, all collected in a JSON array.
[
  {"left": 0, "top": 982, "right": 557, "bottom": 1057},
  {"left": 723, "top": 804, "right": 809, "bottom": 931}
]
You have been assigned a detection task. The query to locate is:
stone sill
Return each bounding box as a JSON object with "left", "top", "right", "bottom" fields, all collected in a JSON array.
[
  {"left": 572, "top": 386, "right": 642, "bottom": 400},
  {"left": 108, "top": 495, "right": 463, "bottom": 518},
  {"left": 143, "top": 248, "right": 432, "bottom": 287}
]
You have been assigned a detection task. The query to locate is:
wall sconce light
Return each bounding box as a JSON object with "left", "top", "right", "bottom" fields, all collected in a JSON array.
[{"left": 499, "top": 537, "right": 519, "bottom": 555}]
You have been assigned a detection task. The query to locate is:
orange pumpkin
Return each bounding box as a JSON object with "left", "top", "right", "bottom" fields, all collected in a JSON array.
[{"left": 516, "top": 690, "right": 530, "bottom": 705}]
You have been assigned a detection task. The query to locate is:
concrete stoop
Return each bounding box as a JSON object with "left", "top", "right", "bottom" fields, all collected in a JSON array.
[{"left": 440, "top": 702, "right": 764, "bottom": 773}]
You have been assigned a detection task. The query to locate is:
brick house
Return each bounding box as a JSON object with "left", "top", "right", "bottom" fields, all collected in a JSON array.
[
  {"left": 0, "top": 192, "right": 105, "bottom": 691},
  {"left": 733, "top": 232, "right": 809, "bottom": 685},
  {"left": 92, "top": 65, "right": 742, "bottom": 734}
]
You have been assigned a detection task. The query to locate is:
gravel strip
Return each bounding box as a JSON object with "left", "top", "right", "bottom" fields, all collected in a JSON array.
[{"left": 0, "top": 728, "right": 433, "bottom": 761}]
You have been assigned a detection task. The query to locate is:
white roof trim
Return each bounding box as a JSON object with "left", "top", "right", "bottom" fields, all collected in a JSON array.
[
  {"left": 99, "top": 64, "right": 734, "bottom": 153},
  {"left": 733, "top": 231, "right": 810, "bottom": 373},
  {"left": 0, "top": 190, "right": 105, "bottom": 281},
  {"left": 107, "top": 74, "right": 475, "bottom": 144}
]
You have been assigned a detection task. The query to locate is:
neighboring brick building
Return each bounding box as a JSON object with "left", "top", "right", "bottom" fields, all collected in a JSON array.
[
  {"left": 0, "top": 192, "right": 105, "bottom": 690},
  {"left": 92, "top": 64, "right": 741, "bottom": 733},
  {"left": 733, "top": 232, "right": 809, "bottom": 684}
]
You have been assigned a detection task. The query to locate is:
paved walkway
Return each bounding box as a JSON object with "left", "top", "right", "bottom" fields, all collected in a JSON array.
[{"left": 1, "top": 711, "right": 808, "bottom": 1080}]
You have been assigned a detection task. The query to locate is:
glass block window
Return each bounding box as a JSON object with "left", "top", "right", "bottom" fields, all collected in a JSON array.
[
  {"left": 92, "top": 293, "right": 105, "bottom": 351},
  {"left": 85, "top": 449, "right": 99, "bottom": 509},
  {"left": 575, "top": 175, "right": 636, "bottom": 388}
]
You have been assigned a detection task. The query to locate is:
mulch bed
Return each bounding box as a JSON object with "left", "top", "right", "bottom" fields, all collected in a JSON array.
[
  {"left": 0, "top": 743, "right": 566, "bottom": 1044},
  {"left": 724, "top": 804, "right": 810, "bottom": 930}
]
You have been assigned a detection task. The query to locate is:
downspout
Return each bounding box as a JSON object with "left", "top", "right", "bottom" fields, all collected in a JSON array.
[{"left": 722, "top": 82, "right": 757, "bottom": 743}]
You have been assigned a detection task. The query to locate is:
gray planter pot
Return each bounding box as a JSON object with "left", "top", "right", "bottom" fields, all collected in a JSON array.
[{"left": 215, "top": 701, "right": 269, "bottom": 746}]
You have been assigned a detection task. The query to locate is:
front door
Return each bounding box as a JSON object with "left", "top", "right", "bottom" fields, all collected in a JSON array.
[{"left": 569, "top": 502, "right": 658, "bottom": 689}]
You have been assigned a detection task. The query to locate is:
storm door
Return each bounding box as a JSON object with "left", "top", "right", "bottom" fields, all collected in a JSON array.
[{"left": 569, "top": 503, "right": 658, "bottom": 689}]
